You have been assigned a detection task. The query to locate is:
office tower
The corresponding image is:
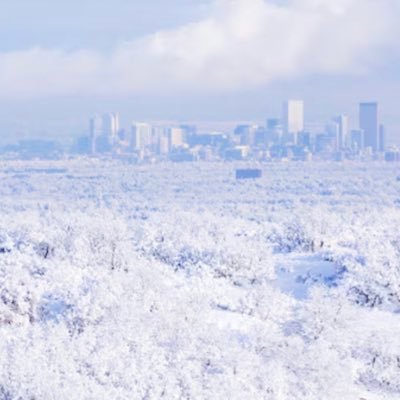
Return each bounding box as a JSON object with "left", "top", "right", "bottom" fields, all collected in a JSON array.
[
  {"left": 254, "top": 126, "right": 267, "bottom": 146},
  {"left": 379, "top": 124, "right": 386, "bottom": 152},
  {"left": 131, "top": 122, "right": 152, "bottom": 151},
  {"left": 151, "top": 126, "right": 166, "bottom": 153},
  {"left": 350, "top": 129, "right": 364, "bottom": 151},
  {"left": 359, "top": 102, "right": 379, "bottom": 152},
  {"left": 158, "top": 135, "right": 170, "bottom": 155},
  {"left": 333, "top": 115, "right": 349, "bottom": 150},
  {"left": 282, "top": 100, "right": 304, "bottom": 144},
  {"left": 154, "top": 126, "right": 170, "bottom": 154},
  {"left": 326, "top": 122, "right": 340, "bottom": 151},
  {"left": 89, "top": 115, "right": 103, "bottom": 154},
  {"left": 89, "top": 112, "right": 120, "bottom": 154},
  {"left": 168, "top": 127, "right": 186, "bottom": 148},
  {"left": 234, "top": 125, "right": 257, "bottom": 146},
  {"left": 233, "top": 125, "right": 247, "bottom": 144},
  {"left": 102, "top": 113, "right": 119, "bottom": 138},
  {"left": 266, "top": 118, "right": 283, "bottom": 145},
  {"left": 102, "top": 112, "right": 119, "bottom": 151}
]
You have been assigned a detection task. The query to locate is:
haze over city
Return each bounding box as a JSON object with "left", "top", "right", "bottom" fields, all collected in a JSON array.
[{"left": 0, "top": 0, "right": 399, "bottom": 144}]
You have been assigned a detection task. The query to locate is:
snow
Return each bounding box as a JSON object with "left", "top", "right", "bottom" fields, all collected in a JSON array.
[
  {"left": 0, "top": 159, "right": 400, "bottom": 398},
  {"left": 275, "top": 253, "right": 339, "bottom": 299}
]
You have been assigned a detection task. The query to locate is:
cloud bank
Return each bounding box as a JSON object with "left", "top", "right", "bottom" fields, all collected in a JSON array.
[{"left": 0, "top": 0, "right": 398, "bottom": 98}]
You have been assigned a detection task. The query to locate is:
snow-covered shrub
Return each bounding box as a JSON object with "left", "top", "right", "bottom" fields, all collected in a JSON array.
[{"left": 0, "top": 160, "right": 399, "bottom": 398}]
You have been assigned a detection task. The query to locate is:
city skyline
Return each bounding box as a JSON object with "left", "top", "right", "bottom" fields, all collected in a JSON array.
[
  {"left": 87, "top": 98, "right": 400, "bottom": 163},
  {"left": 8, "top": 98, "right": 398, "bottom": 163},
  {"left": 0, "top": 96, "right": 396, "bottom": 145}
]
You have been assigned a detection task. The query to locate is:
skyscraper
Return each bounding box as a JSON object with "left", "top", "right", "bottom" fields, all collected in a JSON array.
[
  {"left": 89, "top": 112, "right": 120, "bottom": 154},
  {"left": 379, "top": 124, "right": 386, "bottom": 152},
  {"left": 350, "top": 130, "right": 364, "bottom": 152},
  {"left": 266, "top": 118, "right": 283, "bottom": 145},
  {"left": 333, "top": 115, "right": 349, "bottom": 150},
  {"left": 102, "top": 113, "right": 120, "bottom": 138},
  {"left": 282, "top": 100, "right": 304, "bottom": 144},
  {"left": 89, "top": 115, "right": 103, "bottom": 154},
  {"left": 326, "top": 122, "right": 340, "bottom": 151},
  {"left": 233, "top": 124, "right": 258, "bottom": 146},
  {"left": 131, "top": 122, "right": 152, "bottom": 151},
  {"left": 168, "top": 127, "right": 186, "bottom": 148},
  {"left": 359, "top": 102, "right": 379, "bottom": 152}
]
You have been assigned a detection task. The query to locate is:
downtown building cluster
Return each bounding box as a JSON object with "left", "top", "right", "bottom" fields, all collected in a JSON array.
[{"left": 88, "top": 100, "right": 391, "bottom": 162}]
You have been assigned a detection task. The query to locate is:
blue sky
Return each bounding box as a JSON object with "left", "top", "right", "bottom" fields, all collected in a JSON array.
[
  {"left": 0, "top": 0, "right": 399, "bottom": 143},
  {"left": 0, "top": 1, "right": 207, "bottom": 52}
]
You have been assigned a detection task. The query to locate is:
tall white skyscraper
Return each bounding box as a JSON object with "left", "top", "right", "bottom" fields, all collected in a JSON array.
[
  {"left": 131, "top": 122, "right": 152, "bottom": 150},
  {"left": 102, "top": 113, "right": 120, "bottom": 138},
  {"left": 282, "top": 100, "right": 304, "bottom": 144},
  {"left": 333, "top": 115, "right": 349, "bottom": 150},
  {"left": 359, "top": 102, "right": 379, "bottom": 152}
]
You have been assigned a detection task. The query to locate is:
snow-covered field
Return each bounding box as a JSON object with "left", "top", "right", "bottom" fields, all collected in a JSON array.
[{"left": 1, "top": 159, "right": 400, "bottom": 399}]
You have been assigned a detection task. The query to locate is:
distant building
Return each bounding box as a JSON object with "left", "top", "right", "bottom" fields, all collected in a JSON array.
[
  {"left": 253, "top": 127, "right": 267, "bottom": 147},
  {"left": 266, "top": 118, "right": 283, "bottom": 145},
  {"left": 89, "top": 112, "right": 119, "bottom": 154},
  {"left": 325, "top": 122, "right": 340, "bottom": 151},
  {"left": 131, "top": 122, "right": 152, "bottom": 151},
  {"left": 359, "top": 102, "right": 379, "bottom": 152},
  {"left": 188, "top": 132, "right": 226, "bottom": 147},
  {"left": 168, "top": 127, "right": 186, "bottom": 148},
  {"left": 7, "top": 140, "right": 61, "bottom": 159},
  {"left": 236, "top": 169, "right": 262, "bottom": 180},
  {"left": 71, "top": 136, "right": 90, "bottom": 154},
  {"left": 102, "top": 113, "right": 119, "bottom": 138},
  {"left": 157, "top": 132, "right": 170, "bottom": 155},
  {"left": 234, "top": 125, "right": 258, "bottom": 146},
  {"left": 350, "top": 129, "right": 364, "bottom": 151},
  {"left": 385, "top": 149, "right": 400, "bottom": 162},
  {"left": 282, "top": 100, "right": 304, "bottom": 144},
  {"left": 379, "top": 124, "right": 386, "bottom": 152},
  {"left": 89, "top": 115, "right": 102, "bottom": 154},
  {"left": 333, "top": 115, "right": 349, "bottom": 150}
]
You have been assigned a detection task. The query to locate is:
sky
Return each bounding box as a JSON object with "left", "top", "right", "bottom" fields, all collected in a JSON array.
[{"left": 0, "top": 0, "right": 399, "bottom": 143}]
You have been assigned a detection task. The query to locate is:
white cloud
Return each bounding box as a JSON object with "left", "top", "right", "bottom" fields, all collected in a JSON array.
[{"left": 0, "top": 0, "right": 397, "bottom": 98}]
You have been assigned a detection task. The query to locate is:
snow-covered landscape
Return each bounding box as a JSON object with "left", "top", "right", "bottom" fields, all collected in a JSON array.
[{"left": 1, "top": 159, "right": 400, "bottom": 399}]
